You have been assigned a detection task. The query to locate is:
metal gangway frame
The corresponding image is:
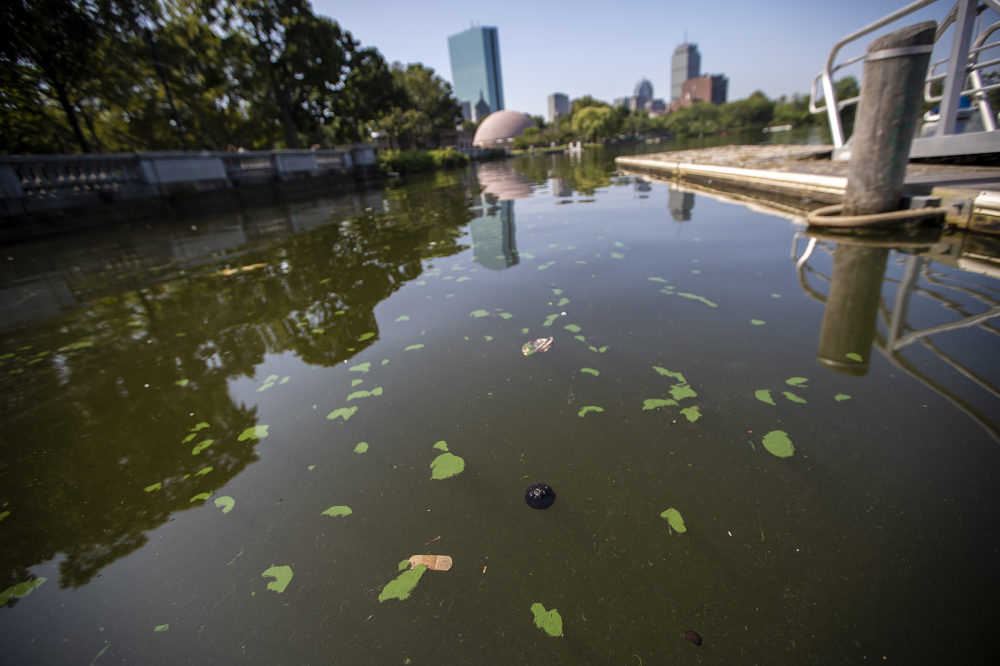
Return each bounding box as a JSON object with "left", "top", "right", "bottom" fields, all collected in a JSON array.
[{"left": 810, "top": 0, "right": 1000, "bottom": 160}]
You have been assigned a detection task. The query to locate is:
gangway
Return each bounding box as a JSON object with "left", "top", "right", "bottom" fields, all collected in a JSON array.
[{"left": 811, "top": 0, "right": 1000, "bottom": 160}]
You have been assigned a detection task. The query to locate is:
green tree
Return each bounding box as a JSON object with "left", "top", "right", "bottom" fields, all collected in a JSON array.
[
  {"left": 571, "top": 104, "right": 618, "bottom": 142},
  {"left": 376, "top": 63, "right": 461, "bottom": 149},
  {"left": 1, "top": 0, "right": 102, "bottom": 152}
]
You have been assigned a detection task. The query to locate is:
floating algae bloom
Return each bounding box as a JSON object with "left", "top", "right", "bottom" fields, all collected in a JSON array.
[{"left": 524, "top": 483, "right": 556, "bottom": 509}]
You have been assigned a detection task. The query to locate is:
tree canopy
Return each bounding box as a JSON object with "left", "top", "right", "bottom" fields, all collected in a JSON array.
[{"left": 0, "top": 0, "right": 459, "bottom": 154}]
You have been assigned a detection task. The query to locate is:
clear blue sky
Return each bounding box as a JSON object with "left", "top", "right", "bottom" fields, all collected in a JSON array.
[{"left": 312, "top": 1, "right": 976, "bottom": 118}]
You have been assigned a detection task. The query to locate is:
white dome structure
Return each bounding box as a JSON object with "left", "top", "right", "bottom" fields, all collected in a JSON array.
[{"left": 473, "top": 110, "right": 535, "bottom": 147}]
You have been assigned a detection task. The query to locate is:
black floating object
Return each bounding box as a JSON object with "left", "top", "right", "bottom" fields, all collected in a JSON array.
[
  {"left": 524, "top": 483, "right": 556, "bottom": 510},
  {"left": 685, "top": 630, "right": 703, "bottom": 646}
]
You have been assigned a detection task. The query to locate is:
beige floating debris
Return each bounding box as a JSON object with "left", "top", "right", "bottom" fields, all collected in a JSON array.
[{"left": 408, "top": 554, "right": 453, "bottom": 571}]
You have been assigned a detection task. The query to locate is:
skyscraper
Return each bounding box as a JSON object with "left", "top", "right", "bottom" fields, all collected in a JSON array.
[
  {"left": 671, "top": 42, "right": 701, "bottom": 102},
  {"left": 448, "top": 26, "right": 505, "bottom": 121},
  {"left": 548, "top": 93, "right": 569, "bottom": 122}
]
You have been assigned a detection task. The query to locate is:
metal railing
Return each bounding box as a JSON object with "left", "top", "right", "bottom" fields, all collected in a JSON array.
[{"left": 810, "top": 0, "right": 1000, "bottom": 159}]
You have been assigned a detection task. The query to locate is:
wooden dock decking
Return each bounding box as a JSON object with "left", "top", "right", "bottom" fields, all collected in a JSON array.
[{"left": 615, "top": 145, "right": 1000, "bottom": 235}]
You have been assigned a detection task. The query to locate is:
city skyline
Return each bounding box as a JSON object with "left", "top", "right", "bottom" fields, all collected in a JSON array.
[{"left": 316, "top": 1, "right": 963, "bottom": 118}]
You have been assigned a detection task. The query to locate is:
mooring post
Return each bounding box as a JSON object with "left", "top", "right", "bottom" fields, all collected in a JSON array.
[
  {"left": 817, "top": 244, "right": 889, "bottom": 376},
  {"left": 843, "top": 21, "right": 936, "bottom": 216}
]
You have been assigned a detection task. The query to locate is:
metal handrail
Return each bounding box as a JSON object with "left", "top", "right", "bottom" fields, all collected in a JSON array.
[{"left": 809, "top": 0, "right": 1000, "bottom": 152}]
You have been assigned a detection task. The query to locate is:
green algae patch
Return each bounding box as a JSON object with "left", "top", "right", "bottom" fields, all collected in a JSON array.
[
  {"left": 327, "top": 406, "right": 358, "bottom": 421},
  {"left": 191, "top": 422, "right": 210, "bottom": 432},
  {"left": 349, "top": 362, "right": 371, "bottom": 373},
  {"left": 0, "top": 510, "right": 9, "bottom": 523},
  {"left": 354, "top": 442, "right": 369, "bottom": 454},
  {"left": 564, "top": 324, "right": 582, "bottom": 333},
  {"left": 0, "top": 577, "right": 47, "bottom": 605},
  {"left": 754, "top": 389, "right": 776, "bottom": 406},
  {"left": 648, "top": 277, "right": 668, "bottom": 283},
  {"left": 396, "top": 315, "right": 410, "bottom": 322},
  {"left": 261, "top": 565, "right": 293, "bottom": 594},
  {"left": 750, "top": 319, "right": 766, "bottom": 326},
  {"left": 144, "top": 483, "right": 162, "bottom": 493},
  {"left": 580, "top": 367, "right": 599, "bottom": 377},
  {"left": 189, "top": 493, "right": 211, "bottom": 503},
  {"left": 405, "top": 344, "right": 424, "bottom": 351},
  {"left": 610, "top": 252, "right": 625, "bottom": 259},
  {"left": 470, "top": 309, "right": 490, "bottom": 318},
  {"left": 785, "top": 377, "right": 809, "bottom": 387},
  {"left": 530, "top": 602, "right": 563, "bottom": 637},
  {"left": 397, "top": 559, "right": 411, "bottom": 571},
  {"left": 578, "top": 405, "right": 604, "bottom": 417},
  {"left": 214, "top": 496, "right": 235, "bottom": 514},
  {"left": 782, "top": 391, "right": 807, "bottom": 404},
  {"left": 652, "top": 366, "right": 686, "bottom": 382},
  {"left": 347, "top": 387, "right": 383, "bottom": 401},
  {"left": 191, "top": 439, "right": 214, "bottom": 455},
  {"left": 845, "top": 352, "right": 864, "bottom": 363},
  {"left": 834, "top": 393, "right": 852, "bottom": 402},
  {"left": 175, "top": 379, "right": 190, "bottom": 387},
  {"left": 542, "top": 313, "right": 560, "bottom": 327},
  {"left": 660, "top": 508, "right": 687, "bottom": 534},
  {"left": 430, "top": 452, "right": 466, "bottom": 480},
  {"left": 557, "top": 297, "right": 570, "bottom": 307},
  {"left": 378, "top": 564, "right": 427, "bottom": 602},
  {"left": 669, "top": 383, "right": 697, "bottom": 401},
  {"left": 194, "top": 466, "right": 212, "bottom": 477},
  {"left": 680, "top": 406, "right": 702, "bottom": 423},
  {"left": 643, "top": 398, "right": 678, "bottom": 411},
  {"left": 154, "top": 624, "right": 170, "bottom": 632},
  {"left": 311, "top": 328, "right": 325, "bottom": 334},
  {"left": 358, "top": 332, "right": 375, "bottom": 342},
  {"left": 61, "top": 340, "right": 94, "bottom": 351},
  {"left": 433, "top": 440, "right": 449, "bottom": 451},
  {"left": 762, "top": 430, "right": 795, "bottom": 458},
  {"left": 498, "top": 312, "right": 513, "bottom": 319},
  {"left": 351, "top": 378, "right": 363, "bottom": 387},
  {"left": 676, "top": 292, "right": 718, "bottom": 308},
  {"left": 238, "top": 425, "right": 269, "bottom": 442},
  {"left": 322, "top": 505, "right": 353, "bottom": 518}
]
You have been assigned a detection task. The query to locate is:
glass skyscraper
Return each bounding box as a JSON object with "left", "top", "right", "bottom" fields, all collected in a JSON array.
[{"left": 448, "top": 26, "right": 504, "bottom": 120}]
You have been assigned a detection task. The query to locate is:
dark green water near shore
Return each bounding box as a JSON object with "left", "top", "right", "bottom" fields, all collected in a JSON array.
[{"left": 1, "top": 146, "right": 999, "bottom": 664}]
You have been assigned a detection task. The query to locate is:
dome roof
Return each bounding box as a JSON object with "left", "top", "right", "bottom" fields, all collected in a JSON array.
[{"left": 473, "top": 110, "right": 535, "bottom": 146}]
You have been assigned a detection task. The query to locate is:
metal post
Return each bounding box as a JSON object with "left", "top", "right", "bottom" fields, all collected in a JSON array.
[
  {"left": 843, "top": 22, "right": 936, "bottom": 216},
  {"left": 936, "top": 0, "right": 978, "bottom": 137}
]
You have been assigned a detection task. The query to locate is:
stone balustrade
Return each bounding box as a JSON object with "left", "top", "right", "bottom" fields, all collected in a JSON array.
[{"left": 0, "top": 145, "right": 377, "bottom": 218}]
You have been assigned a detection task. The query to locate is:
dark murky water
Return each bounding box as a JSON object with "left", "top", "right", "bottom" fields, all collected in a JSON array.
[{"left": 2, "top": 147, "right": 999, "bottom": 664}]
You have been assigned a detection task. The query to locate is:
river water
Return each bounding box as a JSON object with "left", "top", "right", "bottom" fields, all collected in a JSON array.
[{"left": 1, "top": 146, "right": 999, "bottom": 664}]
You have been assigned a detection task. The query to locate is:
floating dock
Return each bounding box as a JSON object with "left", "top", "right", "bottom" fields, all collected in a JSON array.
[{"left": 615, "top": 145, "right": 1000, "bottom": 235}]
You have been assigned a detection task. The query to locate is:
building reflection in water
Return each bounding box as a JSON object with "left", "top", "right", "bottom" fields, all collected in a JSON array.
[
  {"left": 469, "top": 198, "right": 518, "bottom": 270},
  {"left": 668, "top": 184, "right": 695, "bottom": 221},
  {"left": 794, "top": 228, "right": 1000, "bottom": 441},
  {"left": 470, "top": 162, "right": 534, "bottom": 270}
]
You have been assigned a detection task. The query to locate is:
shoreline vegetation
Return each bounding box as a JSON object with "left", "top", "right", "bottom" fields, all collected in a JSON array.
[{"left": 4, "top": 0, "right": 870, "bottom": 178}]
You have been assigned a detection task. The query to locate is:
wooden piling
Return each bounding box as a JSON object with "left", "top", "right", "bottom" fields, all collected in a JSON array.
[
  {"left": 843, "top": 22, "right": 936, "bottom": 216},
  {"left": 817, "top": 245, "right": 889, "bottom": 376}
]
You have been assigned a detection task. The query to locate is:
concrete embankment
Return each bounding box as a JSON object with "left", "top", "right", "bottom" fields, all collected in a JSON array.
[
  {"left": 0, "top": 146, "right": 380, "bottom": 241},
  {"left": 616, "top": 145, "right": 1000, "bottom": 235}
]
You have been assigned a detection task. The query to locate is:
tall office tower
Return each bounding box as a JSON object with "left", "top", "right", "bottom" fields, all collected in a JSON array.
[
  {"left": 548, "top": 93, "right": 569, "bottom": 122},
  {"left": 671, "top": 42, "right": 701, "bottom": 102},
  {"left": 448, "top": 26, "right": 505, "bottom": 120}
]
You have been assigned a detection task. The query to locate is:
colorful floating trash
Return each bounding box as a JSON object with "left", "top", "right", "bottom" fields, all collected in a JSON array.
[{"left": 522, "top": 337, "right": 553, "bottom": 356}]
